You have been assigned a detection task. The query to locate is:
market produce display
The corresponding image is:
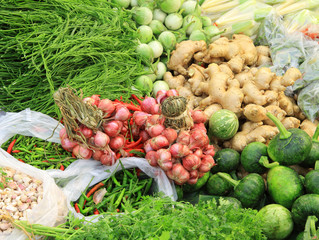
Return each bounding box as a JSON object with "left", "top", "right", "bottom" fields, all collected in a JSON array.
[{"left": 1, "top": 0, "right": 319, "bottom": 239}]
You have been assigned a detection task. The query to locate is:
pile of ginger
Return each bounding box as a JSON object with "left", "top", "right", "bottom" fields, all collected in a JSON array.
[{"left": 164, "top": 34, "right": 318, "bottom": 152}]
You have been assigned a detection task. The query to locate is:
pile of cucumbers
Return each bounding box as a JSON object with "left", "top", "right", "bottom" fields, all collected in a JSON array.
[{"left": 179, "top": 112, "right": 319, "bottom": 240}]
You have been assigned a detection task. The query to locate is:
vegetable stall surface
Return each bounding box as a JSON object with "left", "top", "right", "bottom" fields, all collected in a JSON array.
[
  {"left": 0, "top": 167, "right": 43, "bottom": 235},
  {"left": 11, "top": 196, "right": 267, "bottom": 240},
  {"left": 0, "top": 0, "right": 147, "bottom": 117}
]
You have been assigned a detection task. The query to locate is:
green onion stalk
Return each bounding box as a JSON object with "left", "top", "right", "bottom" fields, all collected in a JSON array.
[{"left": 0, "top": 0, "right": 147, "bottom": 118}]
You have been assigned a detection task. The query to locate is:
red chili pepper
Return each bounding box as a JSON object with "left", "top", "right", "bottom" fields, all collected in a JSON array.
[
  {"left": 213, "top": 22, "right": 218, "bottom": 26},
  {"left": 93, "top": 209, "right": 100, "bottom": 215},
  {"left": 136, "top": 168, "right": 141, "bottom": 177},
  {"left": 131, "top": 94, "right": 143, "bottom": 105},
  {"left": 59, "top": 164, "right": 65, "bottom": 171},
  {"left": 116, "top": 209, "right": 120, "bottom": 213},
  {"left": 42, "top": 160, "right": 49, "bottom": 163},
  {"left": 18, "top": 159, "right": 24, "bottom": 163},
  {"left": 83, "top": 182, "right": 105, "bottom": 205},
  {"left": 6, "top": 139, "right": 17, "bottom": 154},
  {"left": 74, "top": 203, "right": 81, "bottom": 213},
  {"left": 72, "top": 153, "right": 76, "bottom": 158},
  {"left": 120, "top": 96, "right": 123, "bottom": 100},
  {"left": 125, "top": 136, "right": 142, "bottom": 149},
  {"left": 124, "top": 148, "right": 145, "bottom": 154},
  {"left": 123, "top": 103, "right": 141, "bottom": 112},
  {"left": 12, "top": 150, "right": 21, "bottom": 153},
  {"left": 116, "top": 152, "right": 121, "bottom": 159}
]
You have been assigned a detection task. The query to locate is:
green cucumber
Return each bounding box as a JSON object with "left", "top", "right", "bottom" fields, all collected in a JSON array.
[
  {"left": 266, "top": 112, "right": 312, "bottom": 166},
  {"left": 291, "top": 194, "right": 319, "bottom": 228},
  {"left": 182, "top": 172, "right": 210, "bottom": 193},
  {"left": 206, "top": 173, "right": 233, "bottom": 196},
  {"left": 304, "top": 162, "right": 319, "bottom": 194},
  {"left": 301, "top": 124, "right": 319, "bottom": 168},
  {"left": 241, "top": 142, "right": 279, "bottom": 174},
  {"left": 208, "top": 109, "right": 239, "bottom": 140},
  {"left": 217, "top": 172, "right": 265, "bottom": 208},
  {"left": 267, "top": 165, "right": 304, "bottom": 209},
  {"left": 211, "top": 148, "right": 240, "bottom": 173}
]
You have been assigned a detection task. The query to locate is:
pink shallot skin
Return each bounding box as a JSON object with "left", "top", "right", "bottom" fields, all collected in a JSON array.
[
  {"left": 79, "top": 125, "right": 93, "bottom": 139},
  {"left": 141, "top": 96, "right": 157, "bottom": 114},
  {"left": 72, "top": 145, "right": 93, "bottom": 159},
  {"left": 59, "top": 128, "right": 67, "bottom": 139},
  {"left": 156, "top": 149, "right": 172, "bottom": 171},
  {"left": 192, "top": 123, "right": 207, "bottom": 133},
  {"left": 139, "top": 130, "right": 150, "bottom": 143},
  {"left": 169, "top": 143, "right": 190, "bottom": 158},
  {"left": 146, "top": 124, "right": 166, "bottom": 138},
  {"left": 133, "top": 111, "right": 151, "bottom": 126},
  {"left": 114, "top": 105, "right": 131, "bottom": 121},
  {"left": 100, "top": 148, "right": 117, "bottom": 166},
  {"left": 182, "top": 154, "right": 201, "bottom": 171},
  {"left": 176, "top": 130, "right": 191, "bottom": 146},
  {"left": 156, "top": 90, "right": 167, "bottom": 104},
  {"left": 94, "top": 131, "right": 110, "bottom": 148},
  {"left": 109, "top": 134, "right": 125, "bottom": 151},
  {"left": 149, "top": 135, "right": 170, "bottom": 151},
  {"left": 162, "top": 128, "right": 178, "bottom": 145},
  {"left": 98, "top": 99, "right": 115, "bottom": 118},
  {"left": 203, "top": 145, "right": 215, "bottom": 157},
  {"left": 145, "top": 151, "right": 158, "bottom": 167},
  {"left": 198, "top": 155, "right": 216, "bottom": 173},
  {"left": 188, "top": 129, "right": 209, "bottom": 150},
  {"left": 166, "top": 163, "right": 190, "bottom": 185},
  {"left": 166, "top": 89, "right": 179, "bottom": 97},
  {"left": 143, "top": 139, "right": 154, "bottom": 153},
  {"left": 61, "top": 137, "right": 78, "bottom": 152},
  {"left": 92, "top": 150, "right": 104, "bottom": 161},
  {"left": 102, "top": 120, "right": 123, "bottom": 137},
  {"left": 190, "top": 109, "right": 207, "bottom": 123},
  {"left": 83, "top": 95, "right": 100, "bottom": 106}
]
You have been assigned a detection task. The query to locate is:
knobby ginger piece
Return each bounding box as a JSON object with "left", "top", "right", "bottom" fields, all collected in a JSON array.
[
  {"left": 187, "top": 64, "right": 207, "bottom": 96},
  {"left": 203, "top": 103, "right": 223, "bottom": 121},
  {"left": 281, "top": 67, "right": 302, "bottom": 87},
  {"left": 263, "top": 105, "right": 287, "bottom": 126},
  {"left": 164, "top": 72, "right": 185, "bottom": 89},
  {"left": 300, "top": 119, "right": 319, "bottom": 137},
  {"left": 167, "top": 40, "right": 207, "bottom": 76},
  {"left": 223, "top": 121, "right": 279, "bottom": 152},
  {"left": 243, "top": 104, "right": 267, "bottom": 122},
  {"left": 281, "top": 117, "right": 300, "bottom": 129}
]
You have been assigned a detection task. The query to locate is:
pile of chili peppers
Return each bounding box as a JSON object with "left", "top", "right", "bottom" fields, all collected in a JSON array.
[
  {"left": 73, "top": 163, "right": 153, "bottom": 216},
  {"left": 2, "top": 135, "right": 75, "bottom": 170}
]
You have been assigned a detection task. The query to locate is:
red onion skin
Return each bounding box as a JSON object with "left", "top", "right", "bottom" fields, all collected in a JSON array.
[
  {"left": 120, "top": 126, "right": 128, "bottom": 135},
  {"left": 146, "top": 124, "right": 165, "bottom": 138},
  {"left": 156, "top": 90, "right": 167, "bottom": 104},
  {"left": 83, "top": 96, "right": 100, "bottom": 106},
  {"left": 182, "top": 154, "right": 201, "bottom": 171},
  {"left": 61, "top": 137, "right": 78, "bottom": 152},
  {"left": 188, "top": 129, "right": 209, "bottom": 150},
  {"left": 190, "top": 110, "right": 207, "bottom": 123},
  {"left": 192, "top": 123, "right": 207, "bottom": 133},
  {"left": 166, "top": 89, "right": 179, "bottom": 97},
  {"left": 94, "top": 131, "right": 110, "bottom": 148},
  {"left": 73, "top": 145, "right": 93, "bottom": 159},
  {"left": 157, "top": 149, "right": 173, "bottom": 171},
  {"left": 169, "top": 143, "right": 190, "bottom": 158},
  {"left": 198, "top": 155, "right": 216, "bottom": 173},
  {"left": 150, "top": 135, "right": 169, "bottom": 151},
  {"left": 133, "top": 111, "right": 151, "bottom": 126},
  {"left": 92, "top": 150, "right": 104, "bottom": 161},
  {"left": 79, "top": 125, "right": 93, "bottom": 139},
  {"left": 131, "top": 123, "right": 140, "bottom": 138},
  {"left": 162, "top": 128, "right": 178, "bottom": 144},
  {"left": 144, "top": 139, "right": 154, "bottom": 153},
  {"left": 145, "top": 151, "right": 158, "bottom": 167},
  {"left": 187, "top": 177, "right": 198, "bottom": 185},
  {"left": 98, "top": 99, "right": 115, "bottom": 117},
  {"left": 150, "top": 104, "right": 161, "bottom": 115},
  {"left": 203, "top": 145, "right": 215, "bottom": 157},
  {"left": 109, "top": 135, "right": 125, "bottom": 151},
  {"left": 114, "top": 105, "right": 131, "bottom": 121},
  {"left": 59, "top": 128, "right": 67, "bottom": 139},
  {"left": 141, "top": 96, "right": 157, "bottom": 114},
  {"left": 139, "top": 130, "right": 150, "bottom": 143},
  {"left": 176, "top": 131, "right": 191, "bottom": 145},
  {"left": 193, "top": 148, "right": 203, "bottom": 158},
  {"left": 103, "top": 120, "right": 123, "bottom": 137},
  {"left": 100, "top": 149, "right": 117, "bottom": 166},
  {"left": 166, "top": 163, "right": 190, "bottom": 185}
]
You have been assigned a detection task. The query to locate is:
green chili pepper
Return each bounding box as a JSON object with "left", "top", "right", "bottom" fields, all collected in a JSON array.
[
  {"left": 111, "top": 174, "right": 121, "bottom": 187},
  {"left": 135, "top": 190, "right": 142, "bottom": 202},
  {"left": 114, "top": 188, "right": 126, "bottom": 208},
  {"left": 132, "top": 181, "right": 147, "bottom": 194},
  {"left": 143, "top": 178, "right": 153, "bottom": 195}
]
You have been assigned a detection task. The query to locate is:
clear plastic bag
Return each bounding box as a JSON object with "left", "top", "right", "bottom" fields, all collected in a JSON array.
[
  {"left": 0, "top": 109, "right": 68, "bottom": 240},
  {"left": 0, "top": 109, "right": 177, "bottom": 224}
]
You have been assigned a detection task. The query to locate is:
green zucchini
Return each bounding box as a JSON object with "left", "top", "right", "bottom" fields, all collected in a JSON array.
[
  {"left": 217, "top": 172, "right": 265, "bottom": 208},
  {"left": 291, "top": 194, "right": 319, "bottom": 228},
  {"left": 208, "top": 109, "right": 239, "bottom": 140},
  {"left": 182, "top": 172, "right": 210, "bottom": 193},
  {"left": 266, "top": 112, "right": 312, "bottom": 166},
  {"left": 267, "top": 165, "right": 304, "bottom": 209},
  {"left": 241, "top": 142, "right": 279, "bottom": 174},
  {"left": 302, "top": 124, "right": 319, "bottom": 168},
  {"left": 206, "top": 173, "right": 233, "bottom": 196},
  {"left": 211, "top": 148, "right": 240, "bottom": 173}
]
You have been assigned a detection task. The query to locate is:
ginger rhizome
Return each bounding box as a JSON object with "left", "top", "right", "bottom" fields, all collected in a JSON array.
[{"left": 164, "top": 34, "right": 305, "bottom": 151}]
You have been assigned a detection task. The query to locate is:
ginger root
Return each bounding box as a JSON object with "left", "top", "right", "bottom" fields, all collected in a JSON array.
[
  {"left": 300, "top": 119, "right": 319, "bottom": 137},
  {"left": 167, "top": 40, "right": 207, "bottom": 76}
]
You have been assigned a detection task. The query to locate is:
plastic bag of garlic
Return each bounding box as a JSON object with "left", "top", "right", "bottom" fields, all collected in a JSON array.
[
  {"left": 0, "top": 109, "right": 176, "bottom": 225},
  {"left": 0, "top": 109, "right": 69, "bottom": 239}
]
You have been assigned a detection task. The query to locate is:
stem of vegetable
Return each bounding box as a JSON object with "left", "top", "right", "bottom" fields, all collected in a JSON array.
[
  {"left": 217, "top": 172, "right": 239, "bottom": 187},
  {"left": 258, "top": 156, "right": 279, "bottom": 168},
  {"left": 312, "top": 124, "right": 319, "bottom": 143},
  {"left": 266, "top": 112, "right": 292, "bottom": 139},
  {"left": 315, "top": 160, "right": 319, "bottom": 170}
]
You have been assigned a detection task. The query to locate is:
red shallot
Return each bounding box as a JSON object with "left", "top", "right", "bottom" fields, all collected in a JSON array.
[
  {"left": 149, "top": 135, "right": 169, "bottom": 151},
  {"left": 166, "top": 163, "right": 190, "bottom": 185},
  {"left": 169, "top": 143, "right": 190, "bottom": 158},
  {"left": 98, "top": 99, "right": 115, "bottom": 117},
  {"left": 103, "top": 120, "right": 123, "bottom": 137},
  {"left": 73, "top": 145, "right": 93, "bottom": 159},
  {"left": 141, "top": 96, "right": 156, "bottom": 114},
  {"left": 162, "top": 128, "right": 178, "bottom": 144},
  {"left": 109, "top": 135, "right": 125, "bottom": 151},
  {"left": 145, "top": 151, "right": 158, "bottom": 167},
  {"left": 182, "top": 154, "right": 201, "bottom": 171},
  {"left": 156, "top": 149, "right": 172, "bottom": 171},
  {"left": 94, "top": 131, "right": 110, "bottom": 148}
]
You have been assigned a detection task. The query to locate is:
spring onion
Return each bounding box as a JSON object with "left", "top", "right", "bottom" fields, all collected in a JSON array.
[
  {"left": 164, "top": 13, "right": 184, "bottom": 30},
  {"left": 133, "top": 6, "right": 153, "bottom": 25},
  {"left": 148, "top": 40, "right": 164, "bottom": 58},
  {"left": 155, "top": 61, "right": 167, "bottom": 80},
  {"left": 158, "top": 0, "right": 183, "bottom": 14},
  {"left": 149, "top": 19, "right": 167, "bottom": 35},
  {"left": 153, "top": 80, "right": 170, "bottom": 97},
  {"left": 153, "top": 8, "right": 167, "bottom": 22},
  {"left": 181, "top": 1, "right": 202, "bottom": 16},
  {"left": 137, "top": 25, "right": 153, "bottom": 43},
  {"left": 158, "top": 31, "right": 177, "bottom": 52}
]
